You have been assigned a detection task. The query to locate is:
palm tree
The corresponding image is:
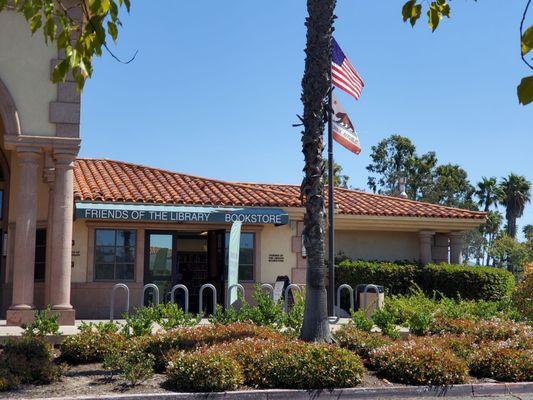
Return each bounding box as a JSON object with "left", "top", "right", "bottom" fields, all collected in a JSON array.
[
  {"left": 298, "top": 0, "right": 336, "bottom": 342},
  {"left": 475, "top": 177, "right": 501, "bottom": 212},
  {"left": 482, "top": 210, "right": 503, "bottom": 265},
  {"left": 499, "top": 174, "right": 531, "bottom": 238}
]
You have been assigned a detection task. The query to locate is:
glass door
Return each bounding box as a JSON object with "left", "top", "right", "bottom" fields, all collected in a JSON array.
[{"left": 145, "top": 232, "right": 174, "bottom": 305}]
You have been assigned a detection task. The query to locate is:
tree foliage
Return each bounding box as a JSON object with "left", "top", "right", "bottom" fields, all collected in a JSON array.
[
  {"left": 366, "top": 135, "right": 436, "bottom": 199},
  {"left": 324, "top": 161, "right": 350, "bottom": 189},
  {"left": 0, "top": 0, "right": 131, "bottom": 89},
  {"left": 401, "top": 0, "right": 533, "bottom": 105},
  {"left": 499, "top": 174, "right": 532, "bottom": 238}
]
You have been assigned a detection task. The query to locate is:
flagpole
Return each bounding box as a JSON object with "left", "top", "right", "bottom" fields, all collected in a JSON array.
[{"left": 327, "top": 73, "right": 335, "bottom": 318}]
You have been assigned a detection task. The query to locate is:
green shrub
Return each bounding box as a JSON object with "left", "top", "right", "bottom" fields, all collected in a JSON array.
[
  {"left": 141, "top": 322, "right": 285, "bottom": 372},
  {"left": 369, "top": 337, "right": 469, "bottom": 385},
  {"left": 350, "top": 310, "right": 374, "bottom": 332},
  {"left": 336, "top": 261, "right": 515, "bottom": 301},
  {"left": 166, "top": 350, "right": 244, "bottom": 392},
  {"left": 334, "top": 325, "right": 394, "bottom": 358},
  {"left": 209, "top": 286, "right": 304, "bottom": 336},
  {"left": 22, "top": 306, "right": 61, "bottom": 337},
  {"left": 470, "top": 342, "right": 533, "bottom": 382},
  {"left": 423, "top": 264, "right": 515, "bottom": 301},
  {"left": 123, "top": 304, "right": 200, "bottom": 337},
  {"left": 472, "top": 319, "right": 532, "bottom": 342},
  {"left": 372, "top": 308, "right": 400, "bottom": 338},
  {"left": 0, "top": 367, "right": 19, "bottom": 392},
  {"left": 218, "top": 339, "right": 363, "bottom": 389},
  {"left": 429, "top": 317, "right": 476, "bottom": 335},
  {"left": 337, "top": 260, "right": 421, "bottom": 295},
  {"left": 512, "top": 263, "right": 533, "bottom": 320},
  {"left": 59, "top": 323, "right": 122, "bottom": 365},
  {"left": 1, "top": 336, "right": 61, "bottom": 386},
  {"left": 102, "top": 337, "right": 154, "bottom": 385}
]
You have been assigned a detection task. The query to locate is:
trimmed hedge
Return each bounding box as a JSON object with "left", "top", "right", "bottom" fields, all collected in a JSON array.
[
  {"left": 336, "top": 261, "right": 515, "bottom": 300},
  {"left": 336, "top": 260, "right": 422, "bottom": 295},
  {"left": 422, "top": 264, "right": 515, "bottom": 301}
]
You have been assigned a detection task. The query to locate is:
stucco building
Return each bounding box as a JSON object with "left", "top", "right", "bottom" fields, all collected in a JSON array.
[{"left": 0, "top": 8, "right": 486, "bottom": 324}]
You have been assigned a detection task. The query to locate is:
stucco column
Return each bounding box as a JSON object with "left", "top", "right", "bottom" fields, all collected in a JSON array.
[
  {"left": 43, "top": 154, "right": 55, "bottom": 306},
  {"left": 7, "top": 148, "right": 41, "bottom": 325},
  {"left": 449, "top": 232, "right": 464, "bottom": 265},
  {"left": 418, "top": 231, "right": 434, "bottom": 266},
  {"left": 49, "top": 151, "right": 76, "bottom": 324}
]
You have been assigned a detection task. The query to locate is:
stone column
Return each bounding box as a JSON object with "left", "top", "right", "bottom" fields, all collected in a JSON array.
[
  {"left": 432, "top": 233, "right": 450, "bottom": 264},
  {"left": 449, "top": 232, "right": 464, "bottom": 265},
  {"left": 418, "top": 231, "right": 434, "bottom": 266},
  {"left": 49, "top": 151, "right": 76, "bottom": 325},
  {"left": 7, "top": 148, "right": 41, "bottom": 326},
  {"left": 43, "top": 154, "right": 55, "bottom": 306}
]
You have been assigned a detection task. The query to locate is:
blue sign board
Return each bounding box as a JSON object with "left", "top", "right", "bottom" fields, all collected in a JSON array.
[{"left": 74, "top": 202, "right": 289, "bottom": 225}]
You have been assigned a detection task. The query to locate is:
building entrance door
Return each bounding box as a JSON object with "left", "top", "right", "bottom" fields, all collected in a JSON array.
[{"left": 144, "top": 230, "right": 226, "bottom": 313}]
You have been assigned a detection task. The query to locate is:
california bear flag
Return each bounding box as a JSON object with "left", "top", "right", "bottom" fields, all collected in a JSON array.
[{"left": 332, "top": 94, "right": 361, "bottom": 155}]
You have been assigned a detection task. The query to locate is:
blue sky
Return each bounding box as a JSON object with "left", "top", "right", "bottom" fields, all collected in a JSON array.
[{"left": 80, "top": 1, "right": 532, "bottom": 235}]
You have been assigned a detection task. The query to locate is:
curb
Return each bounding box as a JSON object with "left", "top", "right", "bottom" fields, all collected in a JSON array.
[{"left": 17, "top": 382, "right": 533, "bottom": 400}]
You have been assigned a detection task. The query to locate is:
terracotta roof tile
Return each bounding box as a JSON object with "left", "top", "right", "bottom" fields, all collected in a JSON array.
[{"left": 73, "top": 158, "right": 486, "bottom": 220}]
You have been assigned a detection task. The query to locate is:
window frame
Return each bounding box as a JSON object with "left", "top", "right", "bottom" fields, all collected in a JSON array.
[
  {"left": 225, "top": 231, "right": 255, "bottom": 283},
  {"left": 93, "top": 228, "right": 137, "bottom": 282}
]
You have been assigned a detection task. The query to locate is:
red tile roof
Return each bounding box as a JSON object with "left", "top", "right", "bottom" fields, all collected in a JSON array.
[{"left": 73, "top": 158, "right": 486, "bottom": 220}]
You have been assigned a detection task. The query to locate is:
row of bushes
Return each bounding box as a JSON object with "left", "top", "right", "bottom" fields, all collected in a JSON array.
[
  {"left": 334, "top": 319, "right": 533, "bottom": 384},
  {"left": 59, "top": 322, "right": 364, "bottom": 390},
  {"left": 0, "top": 337, "right": 61, "bottom": 391},
  {"left": 336, "top": 261, "right": 515, "bottom": 300}
]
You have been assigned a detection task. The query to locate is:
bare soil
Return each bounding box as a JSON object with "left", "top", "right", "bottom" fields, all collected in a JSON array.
[{"left": 2, "top": 364, "right": 414, "bottom": 399}]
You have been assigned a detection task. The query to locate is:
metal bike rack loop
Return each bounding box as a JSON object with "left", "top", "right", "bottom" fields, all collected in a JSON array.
[
  {"left": 283, "top": 284, "right": 301, "bottom": 312},
  {"left": 170, "top": 284, "right": 189, "bottom": 313},
  {"left": 362, "top": 284, "right": 383, "bottom": 311},
  {"left": 110, "top": 283, "right": 130, "bottom": 321},
  {"left": 336, "top": 284, "right": 355, "bottom": 315},
  {"left": 260, "top": 283, "right": 274, "bottom": 299},
  {"left": 226, "top": 284, "right": 245, "bottom": 308},
  {"left": 199, "top": 283, "right": 217, "bottom": 315},
  {"left": 142, "top": 283, "right": 160, "bottom": 307}
]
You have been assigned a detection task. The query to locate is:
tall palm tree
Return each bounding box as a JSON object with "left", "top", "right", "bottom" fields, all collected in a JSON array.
[
  {"left": 499, "top": 174, "right": 531, "bottom": 238},
  {"left": 482, "top": 210, "right": 503, "bottom": 265},
  {"left": 475, "top": 177, "right": 502, "bottom": 212},
  {"left": 299, "top": 0, "right": 336, "bottom": 342}
]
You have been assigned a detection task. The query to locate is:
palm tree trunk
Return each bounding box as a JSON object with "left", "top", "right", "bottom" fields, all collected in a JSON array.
[
  {"left": 299, "top": 0, "right": 336, "bottom": 343},
  {"left": 507, "top": 214, "right": 517, "bottom": 238}
]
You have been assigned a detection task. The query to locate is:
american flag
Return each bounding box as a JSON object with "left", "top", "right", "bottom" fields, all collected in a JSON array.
[{"left": 332, "top": 37, "right": 364, "bottom": 100}]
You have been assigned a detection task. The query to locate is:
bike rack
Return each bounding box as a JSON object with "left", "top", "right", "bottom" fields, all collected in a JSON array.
[
  {"left": 362, "top": 284, "right": 383, "bottom": 311},
  {"left": 260, "top": 283, "right": 274, "bottom": 299},
  {"left": 226, "top": 283, "right": 245, "bottom": 308},
  {"left": 110, "top": 283, "right": 130, "bottom": 321},
  {"left": 142, "top": 283, "right": 160, "bottom": 307},
  {"left": 283, "top": 284, "right": 301, "bottom": 312},
  {"left": 199, "top": 283, "right": 217, "bottom": 315},
  {"left": 336, "top": 284, "right": 354, "bottom": 315},
  {"left": 170, "top": 284, "right": 189, "bottom": 313}
]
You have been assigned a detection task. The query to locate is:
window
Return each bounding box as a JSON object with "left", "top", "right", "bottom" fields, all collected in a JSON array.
[
  {"left": 34, "top": 229, "right": 46, "bottom": 281},
  {"left": 225, "top": 232, "right": 255, "bottom": 282},
  {"left": 94, "top": 229, "right": 136, "bottom": 281}
]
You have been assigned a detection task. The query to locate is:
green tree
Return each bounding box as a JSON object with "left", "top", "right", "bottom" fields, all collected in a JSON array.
[
  {"left": 421, "top": 164, "right": 475, "bottom": 209},
  {"left": 324, "top": 161, "right": 350, "bottom": 189},
  {"left": 0, "top": 0, "right": 132, "bottom": 89},
  {"left": 523, "top": 224, "right": 533, "bottom": 241},
  {"left": 499, "top": 174, "right": 531, "bottom": 238},
  {"left": 475, "top": 177, "right": 502, "bottom": 212},
  {"left": 489, "top": 234, "right": 532, "bottom": 277},
  {"left": 366, "top": 135, "right": 436, "bottom": 199},
  {"left": 481, "top": 210, "right": 504, "bottom": 265}
]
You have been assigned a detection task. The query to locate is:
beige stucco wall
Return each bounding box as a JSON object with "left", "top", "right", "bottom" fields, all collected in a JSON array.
[
  {"left": 335, "top": 230, "right": 420, "bottom": 262},
  {"left": 258, "top": 224, "right": 294, "bottom": 283},
  {"left": 0, "top": 10, "right": 56, "bottom": 136},
  {"left": 71, "top": 219, "right": 88, "bottom": 283}
]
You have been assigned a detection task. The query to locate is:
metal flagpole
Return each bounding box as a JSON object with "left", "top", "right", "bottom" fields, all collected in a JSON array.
[{"left": 327, "top": 75, "right": 335, "bottom": 317}]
